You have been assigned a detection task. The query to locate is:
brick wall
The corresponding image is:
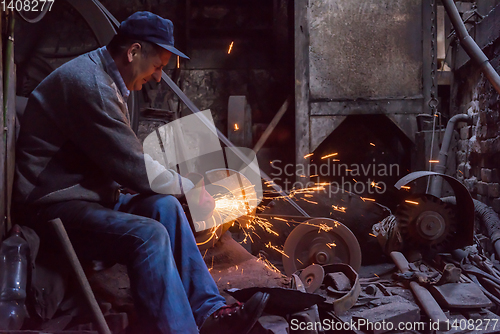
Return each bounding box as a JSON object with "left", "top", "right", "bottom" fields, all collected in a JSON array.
[{"left": 453, "top": 45, "right": 500, "bottom": 213}]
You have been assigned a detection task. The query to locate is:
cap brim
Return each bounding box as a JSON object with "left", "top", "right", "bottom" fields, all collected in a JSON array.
[{"left": 157, "top": 43, "right": 190, "bottom": 59}]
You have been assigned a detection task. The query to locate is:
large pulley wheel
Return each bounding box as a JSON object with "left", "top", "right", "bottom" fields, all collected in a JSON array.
[
  {"left": 396, "top": 194, "right": 456, "bottom": 249},
  {"left": 283, "top": 218, "right": 362, "bottom": 276}
]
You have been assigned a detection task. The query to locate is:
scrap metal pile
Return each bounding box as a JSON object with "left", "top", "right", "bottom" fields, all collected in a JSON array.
[{"left": 216, "top": 171, "right": 500, "bottom": 333}]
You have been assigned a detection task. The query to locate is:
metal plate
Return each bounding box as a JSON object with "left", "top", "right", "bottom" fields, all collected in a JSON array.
[{"left": 283, "top": 218, "right": 362, "bottom": 276}]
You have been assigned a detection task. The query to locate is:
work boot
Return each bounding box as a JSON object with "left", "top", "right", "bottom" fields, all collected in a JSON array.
[{"left": 200, "top": 291, "right": 269, "bottom": 334}]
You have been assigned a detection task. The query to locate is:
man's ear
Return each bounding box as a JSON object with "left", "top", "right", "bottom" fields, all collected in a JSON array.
[{"left": 127, "top": 43, "right": 142, "bottom": 63}]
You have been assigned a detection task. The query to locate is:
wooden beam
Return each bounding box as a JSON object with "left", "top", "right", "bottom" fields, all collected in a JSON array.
[{"left": 295, "top": 0, "right": 311, "bottom": 183}]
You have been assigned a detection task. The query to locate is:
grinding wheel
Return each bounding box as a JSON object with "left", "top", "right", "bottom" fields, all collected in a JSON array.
[
  {"left": 298, "top": 264, "right": 325, "bottom": 293},
  {"left": 283, "top": 218, "right": 361, "bottom": 276}
]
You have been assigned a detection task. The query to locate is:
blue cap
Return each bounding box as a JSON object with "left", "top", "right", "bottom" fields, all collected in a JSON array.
[{"left": 119, "top": 11, "right": 189, "bottom": 59}]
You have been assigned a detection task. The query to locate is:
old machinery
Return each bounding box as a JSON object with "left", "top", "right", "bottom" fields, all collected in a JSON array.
[{"left": 396, "top": 194, "right": 457, "bottom": 250}]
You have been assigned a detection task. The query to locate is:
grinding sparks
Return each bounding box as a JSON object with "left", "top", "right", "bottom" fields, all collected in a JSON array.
[
  {"left": 370, "top": 181, "right": 382, "bottom": 189},
  {"left": 302, "top": 198, "right": 318, "bottom": 205},
  {"left": 405, "top": 200, "right": 419, "bottom": 205},
  {"left": 177, "top": 56, "right": 180, "bottom": 68},
  {"left": 369, "top": 233, "right": 377, "bottom": 238},
  {"left": 429, "top": 160, "right": 439, "bottom": 163},
  {"left": 361, "top": 197, "right": 376, "bottom": 202},
  {"left": 265, "top": 242, "right": 289, "bottom": 258},
  {"left": 234, "top": 123, "right": 239, "bottom": 131},
  {"left": 332, "top": 205, "right": 346, "bottom": 213},
  {"left": 326, "top": 242, "right": 336, "bottom": 248},
  {"left": 321, "top": 153, "right": 338, "bottom": 159},
  {"left": 319, "top": 223, "right": 334, "bottom": 233},
  {"left": 400, "top": 186, "right": 411, "bottom": 190},
  {"left": 228, "top": 41, "right": 234, "bottom": 54},
  {"left": 370, "top": 143, "right": 375, "bottom": 146},
  {"left": 257, "top": 254, "right": 281, "bottom": 274},
  {"left": 272, "top": 217, "right": 288, "bottom": 222},
  {"left": 304, "top": 153, "right": 314, "bottom": 159}
]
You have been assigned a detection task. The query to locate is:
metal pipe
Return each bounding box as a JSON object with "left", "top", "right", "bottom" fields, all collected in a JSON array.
[
  {"left": 442, "top": 0, "right": 500, "bottom": 95},
  {"left": 429, "top": 113, "right": 472, "bottom": 197}
]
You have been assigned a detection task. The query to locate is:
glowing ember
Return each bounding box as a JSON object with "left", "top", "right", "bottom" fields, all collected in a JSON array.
[
  {"left": 321, "top": 153, "right": 338, "bottom": 159},
  {"left": 332, "top": 205, "right": 346, "bottom": 213},
  {"left": 228, "top": 41, "right": 234, "bottom": 54},
  {"left": 265, "top": 242, "right": 289, "bottom": 258},
  {"left": 257, "top": 254, "right": 281, "bottom": 274},
  {"left": 234, "top": 123, "right": 239, "bottom": 131},
  {"left": 370, "top": 143, "right": 375, "bottom": 146}
]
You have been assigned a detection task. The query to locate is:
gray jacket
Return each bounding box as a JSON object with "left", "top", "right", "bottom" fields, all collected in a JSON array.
[{"left": 14, "top": 48, "right": 192, "bottom": 205}]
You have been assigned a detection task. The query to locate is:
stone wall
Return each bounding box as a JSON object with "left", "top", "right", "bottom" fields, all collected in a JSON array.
[{"left": 453, "top": 39, "right": 500, "bottom": 213}]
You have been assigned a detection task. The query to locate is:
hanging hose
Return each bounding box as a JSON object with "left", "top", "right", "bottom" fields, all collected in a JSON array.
[{"left": 442, "top": 196, "right": 500, "bottom": 259}]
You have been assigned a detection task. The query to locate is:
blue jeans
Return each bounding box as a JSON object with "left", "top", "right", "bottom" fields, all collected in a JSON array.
[{"left": 27, "top": 194, "right": 226, "bottom": 334}]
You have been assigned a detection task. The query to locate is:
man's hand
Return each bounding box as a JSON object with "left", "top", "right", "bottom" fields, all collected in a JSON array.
[{"left": 185, "top": 173, "right": 215, "bottom": 223}]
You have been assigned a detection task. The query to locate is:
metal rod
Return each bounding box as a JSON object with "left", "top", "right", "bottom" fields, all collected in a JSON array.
[
  {"left": 253, "top": 97, "right": 290, "bottom": 154},
  {"left": 49, "top": 219, "right": 112, "bottom": 334},
  {"left": 161, "top": 73, "right": 310, "bottom": 218},
  {"left": 390, "top": 251, "right": 449, "bottom": 330},
  {"left": 442, "top": 0, "right": 500, "bottom": 95}
]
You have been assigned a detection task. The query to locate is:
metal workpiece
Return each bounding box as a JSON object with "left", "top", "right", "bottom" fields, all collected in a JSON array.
[{"left": 390, "top": 251, "right": 449, "bottom": 331}]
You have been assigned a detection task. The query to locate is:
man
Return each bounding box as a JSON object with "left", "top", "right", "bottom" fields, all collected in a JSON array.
[{"left": 13, "top": 11, "right": 268, "bottom": 334}]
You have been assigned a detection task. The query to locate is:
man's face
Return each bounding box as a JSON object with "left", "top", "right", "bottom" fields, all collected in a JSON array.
[{"left": 126, "top": 44, "right": 172, "bottom": 91}]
